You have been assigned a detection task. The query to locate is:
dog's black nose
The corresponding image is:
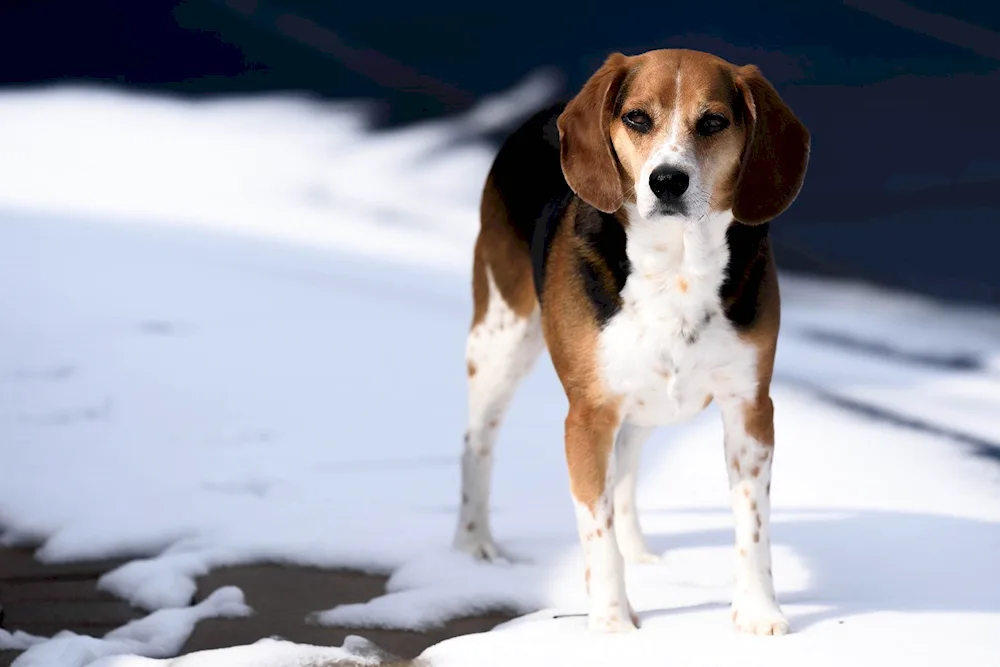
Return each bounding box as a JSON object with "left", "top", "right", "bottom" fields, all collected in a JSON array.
[{"left": 649, "top": 166, "right": 690, "bottom": 201}]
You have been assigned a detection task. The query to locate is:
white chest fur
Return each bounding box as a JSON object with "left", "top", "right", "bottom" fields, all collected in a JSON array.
[{"left": 598, "top": 209, "right": 759, "bottom": 427}]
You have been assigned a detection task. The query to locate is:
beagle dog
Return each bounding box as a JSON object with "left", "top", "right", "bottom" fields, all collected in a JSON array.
[{"left": 454, "top": 49, "right": 810, "bottom": 636}]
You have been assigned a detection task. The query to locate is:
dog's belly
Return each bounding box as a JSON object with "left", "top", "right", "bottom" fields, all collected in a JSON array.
[
  {"left": 598, "top": 297, "right": 757, "bottom": 428},
  {"left": 623, "top": 362, "right": 717, "bottom": 427}
]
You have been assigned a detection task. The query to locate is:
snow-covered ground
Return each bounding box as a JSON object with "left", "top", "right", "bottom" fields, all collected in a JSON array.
[{"left": 1, "top": 84, "right": 999, "bottom": 667}]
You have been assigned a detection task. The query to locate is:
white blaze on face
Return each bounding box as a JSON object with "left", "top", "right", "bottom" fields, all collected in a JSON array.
[{"left": 634, "top": 67, "right": 706, "bottom": 221}]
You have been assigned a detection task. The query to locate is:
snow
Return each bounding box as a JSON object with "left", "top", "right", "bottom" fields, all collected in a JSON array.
[
  {"left": 1, "top": 588, "right": 250, "bottom": 667},
  {"left": 87, "top": 636, "right": 386, "bottom": 667},
  {"left": 1, "top": 82, "right": 999, "bottom": 667}
]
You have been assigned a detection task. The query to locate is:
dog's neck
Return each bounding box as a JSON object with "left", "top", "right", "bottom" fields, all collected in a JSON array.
[{"left": 621, "top": 205, "right": 734, "bottom": 290}]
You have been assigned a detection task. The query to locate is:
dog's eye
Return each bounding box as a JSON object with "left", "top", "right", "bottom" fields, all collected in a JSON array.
[
  {"left": 623, "top": 110, "right": 652, "bottom": 133},
  {"left": 696, "top": 113, "right": 729, "bottom": 136}
]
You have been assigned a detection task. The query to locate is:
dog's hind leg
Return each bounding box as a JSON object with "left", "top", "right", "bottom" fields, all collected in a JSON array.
[
  {"left": 612, "top": 423, "right": 659, "bottom": 563},
  {"left": 454, "top": 225, "right": 543, "bottom": 561}
]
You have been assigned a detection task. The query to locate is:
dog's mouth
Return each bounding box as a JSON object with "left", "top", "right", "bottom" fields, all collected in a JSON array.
[{"left": 653, "top": 200, "right": 688, "bottom": 218}]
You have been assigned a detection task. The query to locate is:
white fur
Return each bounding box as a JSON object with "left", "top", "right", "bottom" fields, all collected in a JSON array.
[
  {"left": 720, "top": 397, "right": 788, "bottom": 635},
  {"left": 598, "top": 208, "right": 757, "bottom": 426},
  {"left": 575, "top": 492, "right": 637, "bottom": 632},
  {"left": 583, "top": 205, "right": 784, "bottom": 635},
  {"left": 612, "top": 423, "right": 658, "bottom": 563},
  {"left": 463, "top": 94, "right": 786, "bottom": 635},
  {"left": 455, "top": 267, "right": 543, "bottom": 560},
  {"left": 613, "top": 84, "right": 755, "bottom": 427},
  {"left": 634, "top": 69, "right": 711, "bottom": 221}
]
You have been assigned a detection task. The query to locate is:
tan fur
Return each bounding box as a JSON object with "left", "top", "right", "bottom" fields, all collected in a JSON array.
[
  {"left": 462, "top": 47, "right": 809, "bottom": 636},
  {"left": 540, "top": 200, "right": 608, "bottom": 407},
  {"left": 731, "top": 66, "right": 811, "bottom": 225},
  {"left": 471, "top": 173, "right": 538, "bottom": 327},
  {"left": 564, "top": 49, "right": 808, "bottom": 225},
  {"left": 564, "top": 399, "right": 622, "bottom": 511},
  {"left": 737, "top": 252, "right": 781, "bottom": 447},
  {"left": 607, "top": 50, "right": 750, "bottom": 215},
  {"left": 557, "top": 54, "right": 631, "bottom": 213},
  {"left": 545, "top": 51, "right": 796, "bottom": 511},
  {"left": 547, "top": 51, "right": 795, "bottom": 516},
  {"left": 539, "top": 202, "right": 629, "bottom": 510}
]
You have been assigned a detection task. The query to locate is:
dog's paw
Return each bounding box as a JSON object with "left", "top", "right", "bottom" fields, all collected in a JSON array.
[
  {"left": 731, "top": 596, "right": 789, "bottom": 636},
  {"left": 589, "top": 603, "right": 640, "bottom": 633}
]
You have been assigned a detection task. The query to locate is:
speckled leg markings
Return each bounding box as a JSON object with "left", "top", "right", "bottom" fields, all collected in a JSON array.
[
  {"left": 566, "top": 405, "right": 639, "bottom": 633},
  {"left": 613, "top": 423, "right": 660, "bottom": 563},
  {"left": 455, "top": 269, "right": 544, "bottom": 561},
  {"left": 720, "top": 396, "right": 789, "bottom": 636},
  {"left": 574, "top": 500, "right": 637, "bottom": 632}
]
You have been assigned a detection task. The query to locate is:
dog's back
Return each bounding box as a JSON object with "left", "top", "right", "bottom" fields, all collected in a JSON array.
[{"left": 474, "top": 102, "right": 574, "bottom": 311}]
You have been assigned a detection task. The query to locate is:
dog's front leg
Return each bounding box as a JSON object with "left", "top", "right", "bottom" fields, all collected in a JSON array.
[
  {"left": 719, "top": 392, "right": 789, "bottom": 636},
  {"left": 565, "top": 399, "right": 638, "bottom": 632}
]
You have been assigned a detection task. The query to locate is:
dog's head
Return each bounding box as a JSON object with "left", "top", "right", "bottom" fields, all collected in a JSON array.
[{"left": 557, "top": 49, "right": 810, "bottom": 225}]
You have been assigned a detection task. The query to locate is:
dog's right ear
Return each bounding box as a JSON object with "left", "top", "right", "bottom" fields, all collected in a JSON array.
[{"left": 557, "top": 53, "right": 630, "bottom": 214}]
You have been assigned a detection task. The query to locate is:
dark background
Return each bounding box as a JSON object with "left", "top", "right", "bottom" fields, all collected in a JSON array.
[{"left": 2, "top": 0, "right": 998, "bottom": 306}]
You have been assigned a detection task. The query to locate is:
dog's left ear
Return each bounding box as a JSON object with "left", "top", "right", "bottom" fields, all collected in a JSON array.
[
  {"left": 557, "top": 53, "right": 630, "bottom": 214},
  {"left": 732, "top": 66, "right": 810, "bottom": 225}
]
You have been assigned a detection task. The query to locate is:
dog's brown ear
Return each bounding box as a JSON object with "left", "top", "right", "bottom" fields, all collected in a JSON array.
[
  {"left": 557, "top": 53, "right": 630, "bottom": 213},
  {"left": 732, "top": 65, "right": 810, "bottom": 225}
]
